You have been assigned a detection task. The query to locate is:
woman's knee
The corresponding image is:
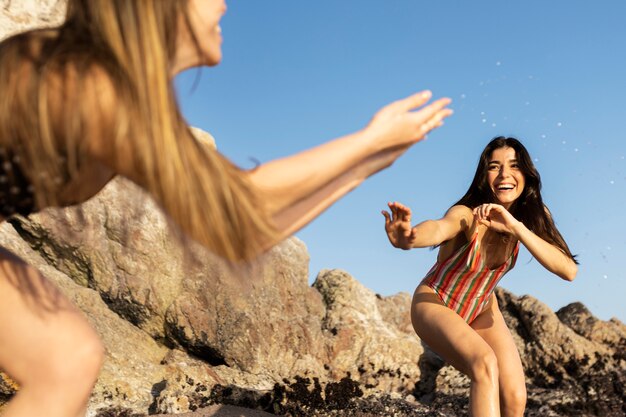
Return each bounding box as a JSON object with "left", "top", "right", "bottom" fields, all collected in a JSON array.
[
  {"left": 60, "top": 328, "right": 104, "bottom": 385},
  {"left": 468, "top": 348, "right": 499, "bottom": 383},
  {"left": 30, "top": 324, "right": 104, "bottom": 391},
  {"left": 502, "top": 383, "right": 527, "bottom": 415}
]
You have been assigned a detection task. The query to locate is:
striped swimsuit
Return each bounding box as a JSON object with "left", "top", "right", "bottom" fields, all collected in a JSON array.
[{"left": 421, "top": 231, "right": 519, "bottom": 324}]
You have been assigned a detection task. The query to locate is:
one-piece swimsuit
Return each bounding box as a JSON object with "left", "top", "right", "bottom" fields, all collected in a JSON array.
[{"left": 421, "top": 231, "right": 519, "bottom": 324}]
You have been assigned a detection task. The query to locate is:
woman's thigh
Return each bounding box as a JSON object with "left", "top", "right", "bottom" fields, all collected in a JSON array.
[
  {"left": 412, "top": 284, "right": 495, "bottom": 376},
  {"left": 0, "top": 246, "right": 99, "bottom": 385},
  {"left": 471, "top": 295, "right": 526, "bottom": 393}
]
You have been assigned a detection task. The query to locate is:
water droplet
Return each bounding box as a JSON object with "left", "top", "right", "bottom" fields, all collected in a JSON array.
[
  {"left": 460, "top": 93, "right": 466, "bottom": 99},
  {"left": 491, "top": 123, "right": 497, "bottom": 127},
  {"left": 574, "top": 148, "right": 579, "bottom": 152},
  {"left": 496, "top": 61, "right": 501, "bottom": 66},
  {"left": 562, "top": 140, "right": 567, "bottom": 144},
  {"left": 480, "top": 111, "right": 485, "bottom": 116},
  {"left": 603, "top": 274, "right": 608, "bottom": 279},
  {"left": 610, "top": 180, "right": 615, "bottom": 185},
  {"left": 533, "top": 158, "right": 540, "bottom": 162},
  {"left": 607, "top": 246, "right": 612, "bottom": 250},
  {"left": 482, "top": 119, "right": 487, "bottom": 123},
  {"left": 541, "top": 134, "right": 547, "bottom": 139},
  {"left": 524, "top": 101, "right": 530, "bottom": 106},
  {"left": 557, "top": 122, "right": 562, "bottom": 127}
]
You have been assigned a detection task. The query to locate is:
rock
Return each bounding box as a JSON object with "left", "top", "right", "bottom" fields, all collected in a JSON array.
[
  {"left": 313, "top": 269, "right": 422, "bottom": 394},
  {"left": 557, "top": 302, "right": 626, "bottom": 353},
  {"left": 376, "top": 291, "right": 414, "bottom": 335},
  {"left": 0, "top": 0, "right": 66, "bottom": 41}
]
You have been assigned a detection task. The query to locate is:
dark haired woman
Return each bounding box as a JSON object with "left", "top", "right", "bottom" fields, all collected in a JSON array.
[
  {"left": 382, "top": 137, "right": 577, "bottom": 417},
  {"left": 0, "top": 1, "right": 453, "bottom": 415}
]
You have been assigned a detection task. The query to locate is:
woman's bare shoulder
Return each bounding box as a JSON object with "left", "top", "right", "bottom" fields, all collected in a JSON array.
[
  {"left": 444, "top": 205, "right": 473, "bottom": 223},
  {"left": 443, "top": 205, "right": 475, "bottom": 239}
]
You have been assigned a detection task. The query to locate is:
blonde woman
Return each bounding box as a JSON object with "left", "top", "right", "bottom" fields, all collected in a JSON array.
[
  {"left": 383, "top": 137, "right": 577, "bottom": 417},
  {"left": 0, "top": 1, "right": 452, "bottom": 415}
]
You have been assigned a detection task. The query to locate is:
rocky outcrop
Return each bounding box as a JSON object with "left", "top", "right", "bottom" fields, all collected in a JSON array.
[{"left": 1, "top": 181, "right": 624, "bottom": 417}]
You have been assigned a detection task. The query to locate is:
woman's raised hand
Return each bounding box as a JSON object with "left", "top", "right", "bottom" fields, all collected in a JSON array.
[
  {"left": 382, "top": 201, "right": 418, "bottom": 249},
  {"left": 473, "top": 203, "right": 521, "bottom": 235},
  {"left": 364, "top": 91, "right": 452, "bottom": 152}
]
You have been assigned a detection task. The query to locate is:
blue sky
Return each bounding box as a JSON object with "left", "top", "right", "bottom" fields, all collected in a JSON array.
[{"left": 176, "top": 0, "right": 626, "bottom": 322}]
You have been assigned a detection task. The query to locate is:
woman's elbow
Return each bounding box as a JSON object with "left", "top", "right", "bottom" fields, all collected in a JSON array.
[{"left": 561, "top": 263, "right": 578, "bottom": 282}]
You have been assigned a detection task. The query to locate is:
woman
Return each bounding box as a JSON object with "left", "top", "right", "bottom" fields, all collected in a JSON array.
[
  {"left": 382, "top": 137, "right": 577, "bottom": 417},
  {"left": 0, "top": 1, "right": 453, "bottom": 415}
]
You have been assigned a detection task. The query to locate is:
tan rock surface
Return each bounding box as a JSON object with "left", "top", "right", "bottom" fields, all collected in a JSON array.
[{"left": 0, "top": 0, "right": 66, "bottom": 41}]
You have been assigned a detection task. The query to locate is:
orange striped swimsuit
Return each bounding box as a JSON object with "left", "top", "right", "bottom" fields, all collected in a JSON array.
[{"left": 421, "top": 232, "right": 519, "bottom": 324}]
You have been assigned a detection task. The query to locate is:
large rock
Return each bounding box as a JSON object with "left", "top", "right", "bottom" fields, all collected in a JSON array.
[
  {"left": 313, "top": 269, "right": 422, "bottom": 393},
  {"left": 0, "top": 0, "right": 66, "bottom": 41}
]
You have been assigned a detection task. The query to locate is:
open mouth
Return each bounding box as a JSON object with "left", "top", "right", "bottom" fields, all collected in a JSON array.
[{"left": 496, "top": 184, "right": 515, "bottom": 191}]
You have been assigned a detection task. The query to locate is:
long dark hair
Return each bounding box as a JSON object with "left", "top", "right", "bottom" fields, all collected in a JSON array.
[{"left": 454, "top": 137, "right": 577, "bottom": 263}]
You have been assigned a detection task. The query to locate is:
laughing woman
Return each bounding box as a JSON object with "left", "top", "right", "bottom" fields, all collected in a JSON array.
[{"left": 382, "top": 137, "right": 577, "bottom": 417}]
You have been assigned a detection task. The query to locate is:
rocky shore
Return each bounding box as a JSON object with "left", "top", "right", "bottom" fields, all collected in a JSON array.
[
  {"left": 1, "top": 2, "right": 625, "bottom": 416},
  {"left": 0, "top": 175, "right": 623, "bottom": 417}
]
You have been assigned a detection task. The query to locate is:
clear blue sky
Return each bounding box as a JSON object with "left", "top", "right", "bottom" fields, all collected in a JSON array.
[{"left": 175, "top": 0, "right": 626, "bottom": 322}]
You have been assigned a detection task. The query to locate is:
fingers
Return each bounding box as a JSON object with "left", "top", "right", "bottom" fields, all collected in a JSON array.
[
  {"left": 387, "top": 90, "right": 433, "bottom": 113},
  {"left": 381, "top": 210, "right": 391, "bottom": 227},
  {"left": 473, "top": 204, "right": 489, "bottom": 221},
  {"left": 413, "top": 98, "right": 453, "bottom": 133},
  {"left": 473, "top": 203, "right": 506, "bottom": 224},
  {"left": 387, "top": 201, "right": 411, "bottom": 222}
]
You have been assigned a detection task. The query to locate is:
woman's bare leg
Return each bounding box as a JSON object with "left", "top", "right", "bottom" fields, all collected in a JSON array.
[
  {"left": 0, "top": 247, "right": 104, "bottom": 417},
  {"left": 412, "top": 284, "right": 500, "bottom": 417},
  {"left": 471, "top": 295, "right": 526, "bottom": 417}
]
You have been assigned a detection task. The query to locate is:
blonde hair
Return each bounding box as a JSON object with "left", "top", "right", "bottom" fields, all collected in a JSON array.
[{"left": 0, "top": 0, "right": 277, "bottom": 262}]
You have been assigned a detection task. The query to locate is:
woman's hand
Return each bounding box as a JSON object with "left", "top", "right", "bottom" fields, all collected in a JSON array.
[
  {"left": 364, "top": 91, "right": 452, "bottom": 153},
  {"left": 473, "top": 203, "right": 521, "bottom": 236},
  {"left": 382, "top": 201, "right": 418, "bottom": 249}
]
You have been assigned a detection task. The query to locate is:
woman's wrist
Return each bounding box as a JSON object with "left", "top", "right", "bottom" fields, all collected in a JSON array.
[{"left": 510, "top": 220, "right": 527, "bottom": 239}]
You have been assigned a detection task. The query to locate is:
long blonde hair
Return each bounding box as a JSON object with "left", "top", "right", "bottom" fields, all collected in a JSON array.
[{"left": 0, "top": 0, "right": 277, "bottom": 262}]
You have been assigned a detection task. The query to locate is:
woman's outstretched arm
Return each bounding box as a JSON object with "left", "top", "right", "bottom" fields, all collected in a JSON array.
[
  {"left": 382, "top": 203, "right": 472, "bottom": 249},
  {"left": 473, "top": 203, "right": 577, "bottom": 281},
  {"left": 248, "top": 91, "right": 452, "bottom": 217},
  {"left": 81, "top": 70, "right": 451, "bottom": 258}
]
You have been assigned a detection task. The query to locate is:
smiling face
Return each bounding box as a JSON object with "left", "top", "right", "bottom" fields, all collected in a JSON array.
[{"left": 486, "top": 146, "right": 526, "bottom": 209}]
